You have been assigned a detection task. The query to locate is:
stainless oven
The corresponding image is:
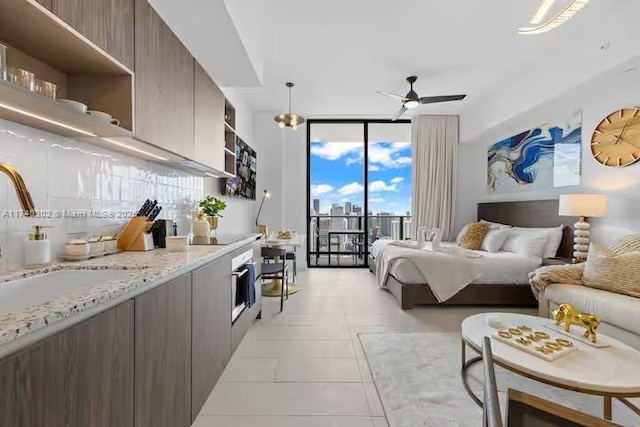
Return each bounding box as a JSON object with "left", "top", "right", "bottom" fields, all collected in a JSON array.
[{"left": 231, "top": 249, "right": 256, "bottom": 323}]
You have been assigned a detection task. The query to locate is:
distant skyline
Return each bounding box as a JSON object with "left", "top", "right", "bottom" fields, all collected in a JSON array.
[{"left": 310, "top": 139, "right": 412, "bottom": 215}]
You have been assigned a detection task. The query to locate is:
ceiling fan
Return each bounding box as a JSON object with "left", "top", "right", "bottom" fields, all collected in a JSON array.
[{"left": 378, "top": 76, "right": 466, "bottom": 121}]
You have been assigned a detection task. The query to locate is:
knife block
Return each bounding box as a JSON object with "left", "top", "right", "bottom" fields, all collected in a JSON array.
[{"left": 118, "top": 217, "right": 155, "bottom": 251}]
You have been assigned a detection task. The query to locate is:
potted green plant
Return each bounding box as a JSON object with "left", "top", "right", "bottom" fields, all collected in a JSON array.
[{"left": 198, "top": 196, "right": 227, "bottom": 230}]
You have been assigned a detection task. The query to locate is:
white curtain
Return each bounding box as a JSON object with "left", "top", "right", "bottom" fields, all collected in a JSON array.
[{"left": 411, "top": 115, "right": 459, "bottom": 240}]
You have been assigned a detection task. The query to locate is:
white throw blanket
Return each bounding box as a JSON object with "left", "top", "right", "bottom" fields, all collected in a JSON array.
[{"left": 376, "top": 242, "right": 482, "bottom": 302}]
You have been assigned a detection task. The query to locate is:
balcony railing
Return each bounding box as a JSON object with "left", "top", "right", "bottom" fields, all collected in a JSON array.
[{"left": 309, "top": 215, "right": 412, "bottom": 265}]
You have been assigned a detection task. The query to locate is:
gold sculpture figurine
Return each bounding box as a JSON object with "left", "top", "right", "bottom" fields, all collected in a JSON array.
[{"left": 553, "top": 303, "right": 601, "bottom": 343}]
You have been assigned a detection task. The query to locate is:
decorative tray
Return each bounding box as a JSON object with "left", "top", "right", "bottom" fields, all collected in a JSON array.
[
  {"left": 544, "top": 322, "right": 612, "bottom": 349},
  {"left": 493, "top": 325, "right": 577, "bottom": 361}
]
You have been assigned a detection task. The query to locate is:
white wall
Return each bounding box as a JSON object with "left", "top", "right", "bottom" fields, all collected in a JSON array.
[
  {"left": 253, "top": 112, "right": 307, "bottom": 268},
  {"left": 456, "top": 56, "right": 640, "bottom": 246}
]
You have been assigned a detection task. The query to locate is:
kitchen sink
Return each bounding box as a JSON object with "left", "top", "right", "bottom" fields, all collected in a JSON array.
[{"left": 0, "top": 269, "right": 130, "bottom": 316}]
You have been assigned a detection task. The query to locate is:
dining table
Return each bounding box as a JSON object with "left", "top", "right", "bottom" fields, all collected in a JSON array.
[{"left": 261, "top": 234, "right": 306, "bottom": 297}]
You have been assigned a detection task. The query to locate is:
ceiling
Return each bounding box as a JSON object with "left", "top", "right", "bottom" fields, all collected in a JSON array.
[{"left": 153, "top": 0, "right": 640, "bottom": 139}]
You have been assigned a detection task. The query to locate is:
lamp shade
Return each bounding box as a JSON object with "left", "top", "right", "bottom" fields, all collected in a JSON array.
[{"left": 558, "top": 194, "right": 608, "bottom": 217}]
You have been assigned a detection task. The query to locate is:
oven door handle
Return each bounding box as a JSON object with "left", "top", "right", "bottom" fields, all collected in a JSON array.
[{"left": 232, "top": 268, "right": 249, "bottom": 278}]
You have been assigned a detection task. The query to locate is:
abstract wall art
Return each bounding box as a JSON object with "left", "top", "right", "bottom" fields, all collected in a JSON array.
[{"left": 487, "top": 110, "right": 582, "bottom": 194}]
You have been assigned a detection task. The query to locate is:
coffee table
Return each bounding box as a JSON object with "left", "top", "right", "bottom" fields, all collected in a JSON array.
[{"left": 461, "top": 313, "right": 640, "bottom": 421}]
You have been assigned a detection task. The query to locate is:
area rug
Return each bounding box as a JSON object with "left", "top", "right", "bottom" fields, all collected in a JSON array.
[{"left": 359, "top": 332, "right": 637, "bottom": 427}]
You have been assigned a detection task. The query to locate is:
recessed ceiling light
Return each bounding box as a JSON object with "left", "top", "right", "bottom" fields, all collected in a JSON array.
[{"left": 519, "top": 0, "right": 590, "bottom": 35}]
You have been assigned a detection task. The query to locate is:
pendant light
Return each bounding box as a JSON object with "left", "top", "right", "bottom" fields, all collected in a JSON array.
[{"left": 274, "top": 82, "right": 305, "bottom": 130}]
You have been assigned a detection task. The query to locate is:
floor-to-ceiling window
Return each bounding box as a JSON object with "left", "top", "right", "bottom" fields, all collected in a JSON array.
[{"left": 307, "top": 120, "right": 411, "bottom": 268}]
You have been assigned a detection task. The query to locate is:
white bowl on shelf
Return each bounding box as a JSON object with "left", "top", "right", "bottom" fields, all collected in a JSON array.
[{"left": 58, "top": 99, "right": 88, "bottom": 113}]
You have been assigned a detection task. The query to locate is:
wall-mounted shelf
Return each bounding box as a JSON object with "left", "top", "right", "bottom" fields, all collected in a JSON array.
[
  {"left": 0, "top": 79, "right": 131, "bottom": 138},
  {"left": 224, "top": 147, "right": 236, "bottom": 157}
]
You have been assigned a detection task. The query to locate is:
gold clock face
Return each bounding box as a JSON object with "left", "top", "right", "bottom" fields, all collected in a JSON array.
[{"left": 591, "top": 108, "right": 640, "bottom": 167}]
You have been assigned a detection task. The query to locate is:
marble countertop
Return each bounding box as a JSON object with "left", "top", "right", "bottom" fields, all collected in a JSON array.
[{"left": 0, "top": 234, "right": 260, "bottom": 351}]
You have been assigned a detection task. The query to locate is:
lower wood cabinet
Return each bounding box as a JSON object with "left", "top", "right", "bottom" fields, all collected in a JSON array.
[
  {"left": 0, "top": 300, "right": 134, "bottom": 427},
  {"left": 135, "top": 273, "right": 192, "bottom": 427},
  {"left": 192, "top": 256, "right": 232, "bottom": 419}
]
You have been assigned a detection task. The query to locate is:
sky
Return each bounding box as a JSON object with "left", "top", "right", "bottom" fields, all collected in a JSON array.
[{"left": 310, "top": 140, "right": 412, "bottom": 215}]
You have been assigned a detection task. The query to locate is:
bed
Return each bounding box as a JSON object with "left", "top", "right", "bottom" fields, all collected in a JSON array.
[{"left": 369, "top": 200, "right": 576, "bottom": 309}]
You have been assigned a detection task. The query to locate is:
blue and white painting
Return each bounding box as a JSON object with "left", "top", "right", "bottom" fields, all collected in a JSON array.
[{"left": 487, "top": 111, "right": 582, "bottom": 194}]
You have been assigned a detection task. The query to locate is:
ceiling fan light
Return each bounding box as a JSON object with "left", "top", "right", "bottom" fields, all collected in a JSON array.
[{"left": 404, "top": 100, "right": 419, "bottom": 109}]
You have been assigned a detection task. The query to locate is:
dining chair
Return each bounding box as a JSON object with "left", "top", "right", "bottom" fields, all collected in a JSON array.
[{"left": 260, "top": 247, "right": 289, "bottom": 311}]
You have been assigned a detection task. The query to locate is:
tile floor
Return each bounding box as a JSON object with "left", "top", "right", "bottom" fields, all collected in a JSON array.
[{"left": 193, "top": 268, "right": 535, "bottom": 427}]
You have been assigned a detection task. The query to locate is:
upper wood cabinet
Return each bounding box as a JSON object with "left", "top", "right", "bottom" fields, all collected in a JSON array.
[
  {"left": 194, "top": 60, "right": 225, "bottom": 170},
  {"left": 192, "top": 256, "right": 232, "bottom": 419},
  {"left": 35, "top": 0, "right": 51, "bottom": 10},
  {"left": 51, "top": 0, "right": 135, "bottom": 70},
  {"left": 135, "top": 273, "right": 192, "bottom": 427},
  {"left": 134, "top": 0, "right": 195, "bottom": 159},
  {"left": 0, "top": 301, "right": 134, "bottom": 427}
]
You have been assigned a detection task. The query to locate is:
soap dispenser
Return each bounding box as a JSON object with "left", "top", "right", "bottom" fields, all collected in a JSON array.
[{"left": 24, "top": 225, "right": 51, "bottom": 267}]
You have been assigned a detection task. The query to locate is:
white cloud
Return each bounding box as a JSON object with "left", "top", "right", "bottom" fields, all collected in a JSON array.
[
  {"left": 310, "top": 142, "right": 362, "bottom": 161},
  {"left": 390, "top": 177, "right": 404, "bottom": 184},
  {"left": 368, "top": 141, "right": 412, "bottom": 170},
  {"left": 311, "top": 184, "right": 333, "bottom": 196},
  {"left": 368, "top": 164, "right": 381, "bottom": 171},
  {"left": 369, "top": 197, "right": 386, "bottom": 203},
  {"left": 369, "top": 180, "right": 397, "bottom": 192},
  {"left": 338, "top": 182, "right": 364, "bottom": 195}
]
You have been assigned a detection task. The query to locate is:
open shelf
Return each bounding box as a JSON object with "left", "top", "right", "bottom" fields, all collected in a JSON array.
[
  {"left": 0, "top": 0, "right": 132, "bottom": 75},
  {"left": 224, "top": 147, "right": 236, "bottom": 157},
  {"left": 0, "top": 79, "right": 131, "bottom": 138}
]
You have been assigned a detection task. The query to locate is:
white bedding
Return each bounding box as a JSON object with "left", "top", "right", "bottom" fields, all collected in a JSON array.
[{"left": 371, "top": 239, "right": 541, "bottom": 286}]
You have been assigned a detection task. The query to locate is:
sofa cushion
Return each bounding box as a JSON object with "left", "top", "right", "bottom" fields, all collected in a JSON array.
[
  {"left": 545, "top": 284, "right": 640, "bottom": 336},
  {"left": 583, "top": 243, "right": 640, "bottom": 298}
]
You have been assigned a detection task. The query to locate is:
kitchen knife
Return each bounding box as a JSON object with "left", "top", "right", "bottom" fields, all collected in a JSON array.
[
  {"left": 136, "top": 199, "right": 152, "bottom": 216},
  {"left": 148, "top": 206, "right": 163, "bottom": 221},
  {"left": 141, "top": 200, "right": 157, "bottom": 218}
]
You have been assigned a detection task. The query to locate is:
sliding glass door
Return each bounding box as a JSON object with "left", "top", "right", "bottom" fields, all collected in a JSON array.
[{"left": 307, "top": 120, "right": 411, "bottom": 268}]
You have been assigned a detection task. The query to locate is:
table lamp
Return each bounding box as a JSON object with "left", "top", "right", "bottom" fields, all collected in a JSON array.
[
  {"left": 558, "top": 194, "right": 608, "bottom": 261},
  {"left": 255, "top": 189, "right": 270, "bottom": 236}
]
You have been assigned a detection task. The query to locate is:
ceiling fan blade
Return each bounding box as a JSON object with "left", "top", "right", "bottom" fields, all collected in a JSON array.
[
  {"left": 419, "top": 94, "right": 467, "bottom": 104},
  {"left": 392, "top": 106, "right": 407, "bottom": 121},
  {"left": 378, "top": 91, "right": 407, "bottom": 100}
]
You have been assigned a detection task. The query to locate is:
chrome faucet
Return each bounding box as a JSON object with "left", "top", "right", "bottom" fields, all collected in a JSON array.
[{"left": 0, "top": 163, "right": 35, "bottom": 215}]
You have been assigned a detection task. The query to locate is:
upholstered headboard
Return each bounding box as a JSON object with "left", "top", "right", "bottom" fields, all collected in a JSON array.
[{"left": 477, "top": 200, "right": 576, "bottom": 258}]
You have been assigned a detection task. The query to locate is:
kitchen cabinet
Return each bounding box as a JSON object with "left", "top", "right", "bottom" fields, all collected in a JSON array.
[
  {"left": 52, "top": 0, "right": 135, "bottom": 70},
  {"left": 192, "top": 256, "right": 232, "bottom": 419},
  {"left": 135, "top": 273, "right": 192, "bottom": 427},
  {"left": 134, "top": 0, "right": 194, "bottom": 158},
  {"left": 194, "top": 60, "right": 225, "bottom": 170},
  {"left": 1, "top": 301, "right": 134, "bottom": 427},
  {"left": 35, "top": 0, "right": 51, "bottom": 9}
]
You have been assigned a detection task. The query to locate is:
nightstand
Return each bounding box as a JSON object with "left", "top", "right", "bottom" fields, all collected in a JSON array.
[{"left": 541, "top": 257, "right": 573, "bottom": 266}]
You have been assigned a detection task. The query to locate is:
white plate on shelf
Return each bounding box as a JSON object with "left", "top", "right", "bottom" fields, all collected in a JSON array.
[
  {"left": 88, "top": 110, "right": 119, "bottom": 126},
  {"left": 58, "top": 99, "right": 88, "bottom": 113}
]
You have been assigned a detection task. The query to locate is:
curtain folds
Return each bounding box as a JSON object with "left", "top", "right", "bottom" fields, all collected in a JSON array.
[{"left": 411, "top": 115, "right": 459, "bottom": 241}]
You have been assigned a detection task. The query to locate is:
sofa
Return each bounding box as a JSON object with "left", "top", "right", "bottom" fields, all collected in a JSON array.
[{"left": 535, "top": 234, "right": 640, "bottom": 351}]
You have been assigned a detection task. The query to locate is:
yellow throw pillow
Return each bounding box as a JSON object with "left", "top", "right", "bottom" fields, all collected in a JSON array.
[
  {"left": 583, "top": 243, "right": 640, "bottom": 298},
  {"left": 458, "top": 222, "right": 490, "bottom": 250}
]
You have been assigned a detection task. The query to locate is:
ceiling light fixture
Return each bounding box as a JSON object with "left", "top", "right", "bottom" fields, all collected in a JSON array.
[
  {"left": 518, "top": 0, "right": 590, "bottom": 35},
  {"left": 0, "top": 103, "right": 97, "bottom": 137},
  {"left": 529, "top": 0, "right": 556, "bottom": 24},
  {"left": 101, "top": 138, "right": 169, "bottom": 161},
  {"left": 404, "top": 100, "right": 419, "bottom": 109},
  {"left": 274, "top": 82, "right": 305, "bottom": 130}
]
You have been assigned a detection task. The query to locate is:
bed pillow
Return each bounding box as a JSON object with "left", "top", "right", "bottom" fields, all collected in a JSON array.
[
  {"left": 502, "top": 231, "right": 548, "bottom": 257},
  {"left": 480, "top": 228, "right": 511, "bottom": 253},
  {"left": 505, "top": 226, "right": 564, "bottom": 258},
  {"left": 480, "top": 220, "right": 512, "bottom": 230},
  {"left": 583, "top": 243, "right": 640, "bottom": 298},
  {"left": 456, "top": 223, "right": 472, "bottom": 244},
  {"left": 458, "top": 222, "right": 490, "bottom": 250}
]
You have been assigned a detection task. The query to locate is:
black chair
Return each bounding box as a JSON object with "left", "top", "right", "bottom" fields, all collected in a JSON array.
[{"left": 260, "top": 247, "right": 289, "bottom": 312}]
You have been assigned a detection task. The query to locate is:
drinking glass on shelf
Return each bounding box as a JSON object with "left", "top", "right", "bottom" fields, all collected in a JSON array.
[
  {"left": 0, "top": 43, "right": 7, "bottom": 81},
  {"left": 35, "top": 79, "right": 57, "bottom": 99},
  {"left": 13, "top": 68, "right": 35, "bottom": 91}
]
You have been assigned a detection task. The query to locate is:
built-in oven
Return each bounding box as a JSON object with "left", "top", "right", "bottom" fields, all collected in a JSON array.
[{"left": 231, "top": 249, "right": 256, "bottom": 324}]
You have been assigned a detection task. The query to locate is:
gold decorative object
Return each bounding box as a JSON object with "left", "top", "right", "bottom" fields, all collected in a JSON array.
[
  {"left": 553, "top": 303, "right": 601, "bottom": 343},
  {"left": 498, "top": 331, "right": 512, "bottom": 339},
  {"left": 556, "top": 338, "right": 573, "bottom": 348},
  {"left": 517, "top": 325, "right": 532, "bottom": 332},
  {"left": 508, "top": 328, "right": 523, "bottom": 336},
  {"left": 276, "top": 230, "right": 292, "bottom": 239},
  {"left": 534, "top": 331, "right": 550, "bottom": 340},
  {"left": 256, "top": 224, "right": 268, "bottom": 236},
  {"left": 206, "top": 216, "right": 219, "bottom": 231}
]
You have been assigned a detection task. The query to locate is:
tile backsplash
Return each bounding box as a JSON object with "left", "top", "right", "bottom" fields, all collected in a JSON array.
[{"left": 0, "top": 119, "right": 206, "bottom": 270}]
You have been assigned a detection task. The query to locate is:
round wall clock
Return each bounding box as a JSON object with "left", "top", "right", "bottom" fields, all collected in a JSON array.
[{"left": 591, "top": 108, "right": 640, "bottom": 167}]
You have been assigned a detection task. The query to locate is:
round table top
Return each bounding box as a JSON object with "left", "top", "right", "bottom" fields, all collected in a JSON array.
[{"left": 462, "top": 313, "right": 640, "bottom": 396}]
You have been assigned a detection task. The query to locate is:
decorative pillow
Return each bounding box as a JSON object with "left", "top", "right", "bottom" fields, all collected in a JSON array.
[
  {"left": 481, "top": 228, "right": 511, "bottom": 253},
  {"left": 502, "top": 231, "right": 548, "bottom": 257},
  {"left": 458, "top": 222, "right": 490, "bottom": 250},
  {"left": 583, "top": 243, "right": 640, "bottom": 298},
  {"left": 610, "top": 234, "right": 640, "bottom": 254},
  {"left": 503, "top": 226, "right": 563, "bottom": 258},
  {"left": 456, "top": 223, "right": 472, "bottom": 244}
]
